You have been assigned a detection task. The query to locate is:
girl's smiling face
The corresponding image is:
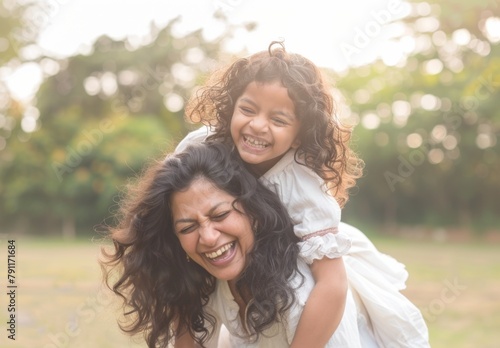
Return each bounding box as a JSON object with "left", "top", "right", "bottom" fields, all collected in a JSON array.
[
  {"left": 230, "top": 81, "right": 301, "bottom": 176},
  {"left": 171, "top": 178, "right": 254, "bottom": 284}
]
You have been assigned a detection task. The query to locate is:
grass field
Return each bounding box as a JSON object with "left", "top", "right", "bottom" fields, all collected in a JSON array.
[{"left": 0, "top": 235, "right": 498, "bottom": 347}]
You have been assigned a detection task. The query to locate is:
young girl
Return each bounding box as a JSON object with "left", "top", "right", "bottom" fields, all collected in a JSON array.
[{"left": 176, "top": 41, "right": 430, "bottom": 347}]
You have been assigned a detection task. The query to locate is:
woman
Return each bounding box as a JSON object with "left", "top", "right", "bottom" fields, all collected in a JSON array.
[{"left": 101, "top": 142, "right": 362, "bottom": 347}]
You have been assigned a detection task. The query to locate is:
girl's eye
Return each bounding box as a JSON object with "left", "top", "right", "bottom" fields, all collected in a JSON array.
[
  {"left": 239, "top": 106, "right": 254, "bottom": 115},
  {"left": 273, "top": 118, "right": 287, "bottom": 126},
  {"left": 212, "top": 211, "right": 230, "bottom": 221}
]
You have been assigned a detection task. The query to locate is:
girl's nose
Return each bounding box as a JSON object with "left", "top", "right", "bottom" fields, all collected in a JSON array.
[
  {"left": 249, "top": 114, "right": 268, "bottom": 133},
  {"left": 198, "top": 223, "right": 220, "bottom": 247}
]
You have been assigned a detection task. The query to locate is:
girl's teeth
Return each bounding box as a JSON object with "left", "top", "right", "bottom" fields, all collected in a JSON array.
[
  {"left": 205, "top": 243, "right": 233, "bottom": 259},
  {"left": 245, "top": 136, "right": 268, "bottom": 148}
]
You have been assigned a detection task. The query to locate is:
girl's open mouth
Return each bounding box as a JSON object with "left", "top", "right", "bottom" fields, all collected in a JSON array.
[{"left": 244, "top": 135, "right": 270, "bottom": 149}]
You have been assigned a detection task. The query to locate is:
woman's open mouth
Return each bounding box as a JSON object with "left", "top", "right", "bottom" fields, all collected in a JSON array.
[{"left": 204, "top": 242, "right": 236, "bottom": 263}]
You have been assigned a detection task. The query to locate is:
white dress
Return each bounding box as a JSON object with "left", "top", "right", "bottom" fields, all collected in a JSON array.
[
  {"left": 176, "top": 126, "right": 430, "bottom": 347},
  {"left": 204, "top": 259, "right": 363, "bottom": 348}
]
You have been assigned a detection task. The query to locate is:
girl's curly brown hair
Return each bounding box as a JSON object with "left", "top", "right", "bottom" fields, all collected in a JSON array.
[{"left": 185, "top": 41, "right": 363, "bottom": 207}]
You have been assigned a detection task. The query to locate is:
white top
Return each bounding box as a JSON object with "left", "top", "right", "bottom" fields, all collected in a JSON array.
[
  {"left": 204, "top": 259, "right": 363, "bottom": 348},
  {"left": 176, "top": 126, "right": 430, "bottom": 347},
  {"left": 259, "top": 149, "right": 352, "bottom": 263}
]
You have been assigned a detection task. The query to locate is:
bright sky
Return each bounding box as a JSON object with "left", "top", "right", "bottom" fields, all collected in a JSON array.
[{"left": 6, "top": 0, "right": 413, "bottom": 101}]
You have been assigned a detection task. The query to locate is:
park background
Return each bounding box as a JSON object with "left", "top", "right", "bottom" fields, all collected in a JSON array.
[{"left": 0, "top": 0, "right": 499, "bottom": 347}]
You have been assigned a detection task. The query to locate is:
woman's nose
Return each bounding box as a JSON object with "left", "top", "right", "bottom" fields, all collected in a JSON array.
[{"left": 198, "top": 223, "right": 220, "bottom": 247}]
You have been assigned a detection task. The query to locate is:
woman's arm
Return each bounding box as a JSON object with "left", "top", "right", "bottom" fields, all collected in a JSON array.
[{"left": 290, "top": 257, "right": 348, "bottom": 348}]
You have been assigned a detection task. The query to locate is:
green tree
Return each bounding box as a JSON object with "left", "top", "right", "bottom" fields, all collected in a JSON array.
[
  {"left": 0, "top": 1, "right": 48, "bottom": 233},
  {"left": 1, "top": 14, "right": 249, "bottom": 236},
  {"left": 339, "top": 0, "right": 499, "bottom": 233}
]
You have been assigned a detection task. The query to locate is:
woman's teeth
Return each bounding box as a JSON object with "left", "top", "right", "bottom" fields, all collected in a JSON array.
[
  {"left": 205, "top": 242, "right": 234, "bottom": 259},
  {"left": 244, "top": 136, "right": 269, "bottom": 148}
]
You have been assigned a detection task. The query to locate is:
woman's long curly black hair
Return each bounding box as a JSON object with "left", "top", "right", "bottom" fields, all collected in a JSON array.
[
  {"left": 185, "top": 41, "right": 363, "bottom": 206},
  {"left": 101, "top": 142, "right": 301, "bottom": 347}
]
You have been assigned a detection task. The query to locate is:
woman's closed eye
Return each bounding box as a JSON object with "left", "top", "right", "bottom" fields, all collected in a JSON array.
[
  {"left": 211, "top": 210, "right": 231, "bottom": 221},
  {"left": 177, "top": 212, "right": 229, "bottom": 234},
  {"left": 178, "top": 224, "right": 197, "bottom": 235}
]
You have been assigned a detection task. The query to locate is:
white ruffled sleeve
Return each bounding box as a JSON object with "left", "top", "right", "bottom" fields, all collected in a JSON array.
[{"left": 261, "top": 154, "right": 351, "bottom": 264}]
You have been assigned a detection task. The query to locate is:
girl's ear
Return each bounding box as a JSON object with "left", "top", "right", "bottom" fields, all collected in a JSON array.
[{"left": 291, "top": 138, "right": 301, "bottom": 149}]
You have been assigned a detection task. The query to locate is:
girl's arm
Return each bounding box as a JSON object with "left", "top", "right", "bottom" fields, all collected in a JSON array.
[
  {"left": 175, "top": 125, "right": 212, "bottom": 153},
  {"left": 290, "top": 256, "right": 348, "bottom": 348}
]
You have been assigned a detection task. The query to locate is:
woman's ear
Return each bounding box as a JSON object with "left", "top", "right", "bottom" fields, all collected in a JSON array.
[{"left": 252, "top": 218, "right": 258, "bottom": 232}]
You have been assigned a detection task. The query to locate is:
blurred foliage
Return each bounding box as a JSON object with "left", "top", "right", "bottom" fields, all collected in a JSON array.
[
  {"left": 0, "top": 8, "right": 248, "bottom": 236},
  {"left": 339, "top": 0, "right": 500, "bottom": 232},
  {"left": 0, "top": 1, "right": 498, "bottom": 236},
  {"left": 0, "top": 1, "right": 41, "bottom": 153},
  {"left": 0, "top": 1, "right": 38, "bottom": 65}
]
